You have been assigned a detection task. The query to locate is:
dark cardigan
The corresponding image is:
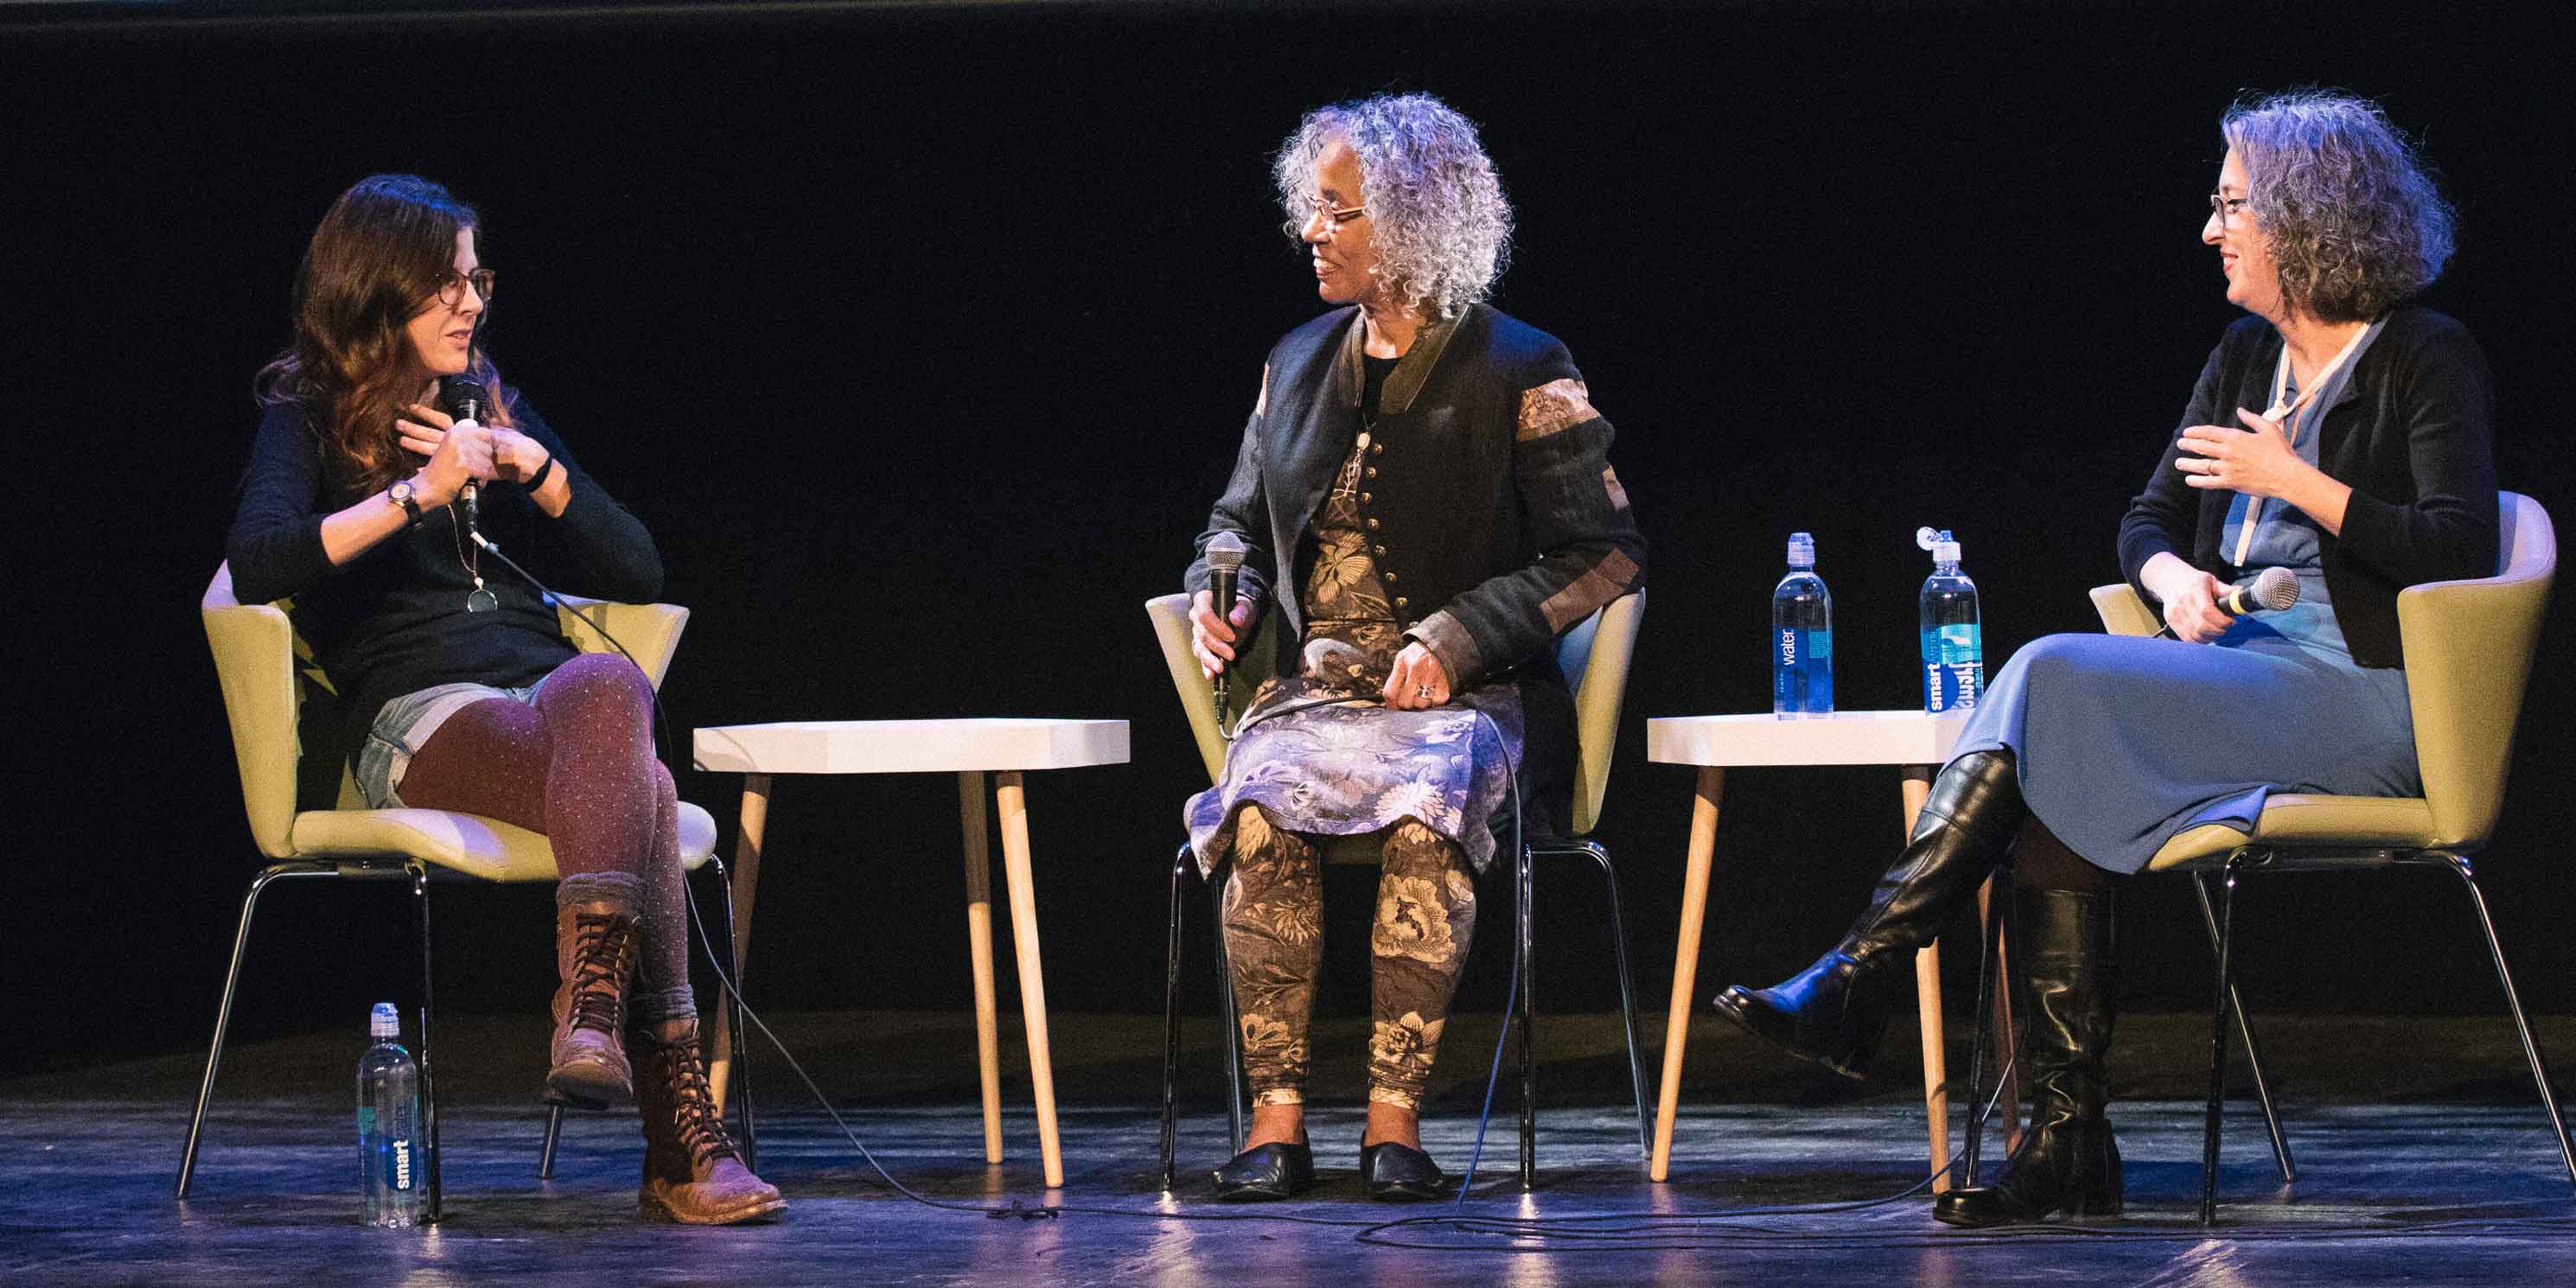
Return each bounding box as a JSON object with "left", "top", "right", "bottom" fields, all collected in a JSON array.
[
  {"left": 2119, "top": 307, "right": 2498, "bottom": 668},
  {"left": 227, "top": 392, "right": 663, "bottom": 772},
  {"left": 1183, "top": 303, "right": 1648, "bottom": 837}
]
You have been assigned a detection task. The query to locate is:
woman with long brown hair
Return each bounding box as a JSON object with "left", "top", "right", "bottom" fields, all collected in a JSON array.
[{"left": 226, "top": 174, "right": 781, "bottom": 1225}]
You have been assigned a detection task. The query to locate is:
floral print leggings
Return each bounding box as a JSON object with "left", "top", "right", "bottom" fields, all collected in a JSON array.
[{"left": 1221, "top": 802, "right": 1478, "bottom": 1110}]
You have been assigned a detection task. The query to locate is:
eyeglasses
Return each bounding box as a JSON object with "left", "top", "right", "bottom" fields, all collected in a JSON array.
[
  {"left": 2208, "top": 193, "right": 2251, "bottom": 228},
  {"left": 436, "top": 267, "right": 497, "bottom": 309},
  {"left": 1302, "top": 194, "right": 1368, "bottom": 233}
]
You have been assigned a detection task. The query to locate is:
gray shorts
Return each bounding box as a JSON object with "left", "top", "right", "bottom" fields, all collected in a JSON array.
[{"left": 356, "top": 678, "right": 546, "bottom": 808}]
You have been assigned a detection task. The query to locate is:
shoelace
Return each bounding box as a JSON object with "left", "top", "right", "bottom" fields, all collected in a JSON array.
[
  {"left": 654, "top": 1042, "right": 738, "bottom": 1167},
  {"left": 565, "top": 915, "right": 634, "bottom": 1034}
]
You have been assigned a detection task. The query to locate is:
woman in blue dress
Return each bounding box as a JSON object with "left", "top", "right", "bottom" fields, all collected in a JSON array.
[{"left": 1713, "top": 91, "right": 2496, "bottom": 1227}]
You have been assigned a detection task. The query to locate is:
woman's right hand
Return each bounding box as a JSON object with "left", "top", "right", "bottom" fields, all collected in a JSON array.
[
  {"left": 2144, "top": 554, "right": 2233, "bottom": 643},
  {"left": 1190, "top": 590, "right": 1258, "bottom": 679},
  {"left": 397, "top": 403, "right": 500, "bottom": 507}
]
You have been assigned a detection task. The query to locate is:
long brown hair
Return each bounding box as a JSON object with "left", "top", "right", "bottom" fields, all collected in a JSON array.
[{"left": 256, "top": 174, "right": 512, "bottom": 495}]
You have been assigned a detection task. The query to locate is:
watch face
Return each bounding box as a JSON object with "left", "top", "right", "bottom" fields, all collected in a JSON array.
[{"left": 390, "top": 481, "right": 412, "bottom": 501}]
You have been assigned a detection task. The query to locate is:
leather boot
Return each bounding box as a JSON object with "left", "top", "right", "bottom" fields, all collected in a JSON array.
[
  {"left": 1712, "top": 750, "right": 2025, "bottom": 1080},
  {"left": 545, "top": 902, "right": 640, "bottom": 1109},
  {"left": 1935, "top": 883, "right": 2121, "bottom": 1227},
  {"left": 633, "top": 1016, "right": 787, "bottom": 1225}
]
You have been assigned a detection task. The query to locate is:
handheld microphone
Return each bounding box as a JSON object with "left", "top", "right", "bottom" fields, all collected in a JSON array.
[
  {"left": 1204, "top": 532, "right": 1248, "bottom": 720},
  {"left": 438, "top": 377, "right": 489, "bottom": 538},
  {"left": 2218, "top": 565, "right": 2299, "bottom": 617}
]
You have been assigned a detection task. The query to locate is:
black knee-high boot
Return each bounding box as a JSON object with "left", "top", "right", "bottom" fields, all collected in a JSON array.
[
  {"left": 1711, "top": 749, "right": 2025, "bottom": 1080},
  {"left": 1935, "top": 883, "right": 2121, "bottom": 1227}
]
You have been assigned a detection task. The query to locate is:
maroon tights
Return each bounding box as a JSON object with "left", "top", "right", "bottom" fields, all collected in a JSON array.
[{"left": 397, "top": 653, "right": 696, "bottom": 1021}]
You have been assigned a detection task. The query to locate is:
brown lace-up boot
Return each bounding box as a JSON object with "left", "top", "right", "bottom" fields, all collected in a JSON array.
[
  {"left": 545, "top": 902, "right": 640, "bottom": 1108},
  {"left": 634, "top": 1016, "right": 787, "bottom": 1224}
]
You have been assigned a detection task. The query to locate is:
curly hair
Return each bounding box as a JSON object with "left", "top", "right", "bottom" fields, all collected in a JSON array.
[
  {"left": 1274, "top": 92, "right": 1513, "bottom": 320},
  {"left": 2222, "top": 91, "right": 2456, "bottom": 324}
]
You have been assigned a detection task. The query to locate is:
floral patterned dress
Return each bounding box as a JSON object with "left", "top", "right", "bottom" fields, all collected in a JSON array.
[{"left": 1184, "top": 432, "right": 1524, "bottom": 877}]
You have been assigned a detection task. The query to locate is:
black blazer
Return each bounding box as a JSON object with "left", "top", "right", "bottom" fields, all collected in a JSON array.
[
  {"left": 2119, "top": 307, "right": 2498, "bottom": 668},
  {"left": 1183, "top": 303, "right": 1648, "bottom": 838}
]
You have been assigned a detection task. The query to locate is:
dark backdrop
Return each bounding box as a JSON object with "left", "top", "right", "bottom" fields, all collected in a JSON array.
[{"left": 5, "top": 0, "right": 2569, "bottom": 1081}]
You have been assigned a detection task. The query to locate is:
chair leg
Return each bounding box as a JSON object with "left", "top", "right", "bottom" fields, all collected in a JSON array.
[
  {"left": 176, "top": 861, "right": 335, "bottom": 1201},
  {"left": 2200, "top": 859, "right": 2244, "bottom": 1226},
  {"left": 1573, "top": 841, "right": 1654, "bottom": 1164},
  {"left": 1516, "top": 842, "right": 1538, "bottom": 1190},
  {"left": 538, "top": 1105, "right": 564, "bottom": 1180},
  {"left": 2445, "top": 855, "right": 2576, "bottom": 1197},
  {"left": 1160, "top": 842, "right": 1191, "bottom": 1190},
  {"left": 1209, "top": 866, "right": 1245, "bottom": 1152},
  {"left": 411, "top": 863, "right": 443, "bottom": 1225},
  {"left": 2193, "top": 872, "right": 2294, "bottom": 1185}
]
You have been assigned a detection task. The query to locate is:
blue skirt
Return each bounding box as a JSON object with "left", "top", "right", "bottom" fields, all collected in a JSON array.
[{"left": 1953, "top": 631, "right": 2419, "bottom": 874}]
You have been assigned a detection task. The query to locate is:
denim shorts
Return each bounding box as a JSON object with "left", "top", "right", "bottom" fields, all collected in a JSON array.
[{"left": 355, "top": 677, "right": 545, "bottom": 808}]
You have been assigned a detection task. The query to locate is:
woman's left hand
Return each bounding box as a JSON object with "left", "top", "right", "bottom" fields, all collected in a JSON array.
[
  {"left": 2174, "top": 407, "right": 2313, "bottom": 500},
  {"left": 400, "top": 404, "right": 551, "bottom": 485},
  {"left": 1382, "top": 642, "right": 1452, "bottom": 711}
]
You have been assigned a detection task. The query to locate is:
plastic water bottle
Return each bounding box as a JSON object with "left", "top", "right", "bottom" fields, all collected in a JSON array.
[
  {"left": 1772, "top": 532, "right": 1833, "bottom": 718},
  {"left": 357, "top": 1002, "right": 424, "bottom": 1228},
  {"left": 1916, "top": 527, "right": 1983, "bottom": 713}
]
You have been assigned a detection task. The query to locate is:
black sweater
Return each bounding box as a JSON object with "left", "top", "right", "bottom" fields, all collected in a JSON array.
[
  {"left": 2119, "top": 307, "right": 2498, "bottom": 669},
  {"left": 227, "top": 393, "right": 663, "bottom": 771}
]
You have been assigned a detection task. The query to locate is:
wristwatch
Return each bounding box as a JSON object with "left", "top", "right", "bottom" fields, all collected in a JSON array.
[{"left": 387, "top": 475, "right": 423, "bottom": 522}]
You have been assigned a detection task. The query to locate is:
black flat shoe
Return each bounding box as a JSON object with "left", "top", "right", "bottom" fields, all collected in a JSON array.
[
  {"left": 1361, "top": 1141, "right": 1445, "bottom": 1202},
  {"left": 1211, "top": 1139, "right": 1315, "bottom": 1201}
]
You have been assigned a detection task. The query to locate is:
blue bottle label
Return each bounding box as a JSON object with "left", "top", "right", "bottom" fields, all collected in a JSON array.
[
  {"left": 1775, "top": 628, "right": 1834, "bottom": 715},
  {"left": 1921, "top": 625, "right": 1983, "bottom": 712}
]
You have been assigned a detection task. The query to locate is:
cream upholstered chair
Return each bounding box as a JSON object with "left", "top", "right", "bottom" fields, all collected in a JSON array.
[
  {"left": 181, "top": 563, "right": 726, "bottom": 1219},
  {"left": 2088, "top": 491, "right": 2568, "bottom": 1224},
  {"left": 1146, "top": 590, "right": 1650, "bottom": 1190}
]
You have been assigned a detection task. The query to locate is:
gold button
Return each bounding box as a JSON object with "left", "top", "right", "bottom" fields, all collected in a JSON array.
[
  {"left": 1367, "top": 517, "right": 1380, "bottom": 530},
  {"left": 1383, "top": 571, "right": 1397, "bottom": 583},
  {"left": 1369, "top": 443, "right": 1384, "bottom": 456},
  {"left": 1365, "top": 466, "right": 1377, "bottom": 479},
  {"left": 1359, "top": 492, "right": 1372, "bottom": 504},
  {"left": 1373, "top": 545, "right": 1386, "bottom": 556},
  {"left": 1394, "top": 596, "right": 1409, "bottom": 609}
]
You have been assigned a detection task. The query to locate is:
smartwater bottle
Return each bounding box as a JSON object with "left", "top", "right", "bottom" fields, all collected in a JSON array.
[
  {"left": 1772, "top": 532, "right": 1833, "bottom": 717},
  {"left": 1916, "top": 527, "right": 1983, "bottom": 713},
  {"left": 358, "top": 1002, "right": 424, "bottom": 1228}
]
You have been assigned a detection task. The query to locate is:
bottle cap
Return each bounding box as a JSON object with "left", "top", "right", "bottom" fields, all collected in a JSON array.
[
  {"left": 370, "top": 1002, "right": 400, "bottom": 1041},
  {"left": 1786, "top": 532, "right": 1815, "bottom": 568},
  {"left": 1916, "top": 526, "right": 1961, "bottom": 565}
]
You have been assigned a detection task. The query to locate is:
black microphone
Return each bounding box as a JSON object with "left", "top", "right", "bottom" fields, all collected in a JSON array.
[
  {"left": 438, "top": 377, "right": 489, "bottom": 539},
  {"left": 1204, "top": 532, "right": 1248, "bottom": 717},
  {"left": 2218, "top": 565, "right": 2299, "bottom": 617}
]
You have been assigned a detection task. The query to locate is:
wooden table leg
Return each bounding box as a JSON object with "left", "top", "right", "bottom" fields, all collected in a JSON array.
[
  {"left": 709, "top": 772, "right": 769, "bottom": 1113},
  {"left": 1650, "top": 766, "right": 1724, "bottom": 1183},
  {"left": 994, "top": 771, "right": 1064, "bottom": 1189},
  {"left": 1901, "top": 767, "right": 1953, "bottom": 1195},
  {"left": 959, "top": 771, "right": 1005, "bottom": 1166}
]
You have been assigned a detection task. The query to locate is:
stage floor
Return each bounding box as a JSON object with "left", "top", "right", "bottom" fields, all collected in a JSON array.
[{"left": 8, "top": 1010, "right": 2576, "bottom": 1285}]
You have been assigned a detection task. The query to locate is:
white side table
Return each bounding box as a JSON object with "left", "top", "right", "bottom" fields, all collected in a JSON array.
[
  {"left": 692, "top": 717, "right": 1130, "bottom": 1189},
  {"left": 1645, "top": 710, "right": 2012, "bottom": 1189}
]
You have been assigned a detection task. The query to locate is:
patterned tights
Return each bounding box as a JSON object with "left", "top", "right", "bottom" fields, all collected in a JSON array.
[
  {"left": 394, "top": 652, "right": 697, "bottom": 1023},
  {"left": 1221, "top": 802, "right": 1478, "bottom": 1110}
]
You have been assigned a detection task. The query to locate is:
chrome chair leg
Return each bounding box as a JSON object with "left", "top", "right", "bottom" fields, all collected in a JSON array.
[
  {"left": 2199, "top": 857, "right": 2246, "bottom": 1226},
  {"left": 539, "top": 1105, "right": 564, "bottom": 1180},
  {"left": 708, "top": 856, "right": 756, "bottom": 1173},
  {"left": 2447, "top": 855, "right": 2576, "bottom": 1197},
  {"left": 176, "top": 861, "right": 335, "bottom": 1201},
  {"left": 1516, "top": 842, "right": 1538, "bottom": 1190},
  {"left": 2193, "top": 872, "right": 2294, "bottom": 1184},
  {"left": 1568, "top": 839, "right": 1653, "bottom": 1163},
  {"left": 1159, "top": 842, "right": 1191, "bottom": 1189},
  {"left": 1962, "top": 868, "right": 2007, "bottom": 1188},
  {"left": 410, "top": 862, "right": 443, "bottom": 1225}
]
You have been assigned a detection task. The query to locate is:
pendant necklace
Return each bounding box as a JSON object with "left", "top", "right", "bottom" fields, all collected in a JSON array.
[{"left": 449, "top": 504, "right": 498, "bottom": 613}]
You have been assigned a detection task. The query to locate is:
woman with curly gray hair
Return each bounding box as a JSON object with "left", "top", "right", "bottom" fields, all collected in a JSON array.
[
  {"left": 1179, "top": 92, "right": 1646, "bottom": 1201},
  {"left": 1712, "top": 90, "right": 2495, "bottom": 1227}
]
